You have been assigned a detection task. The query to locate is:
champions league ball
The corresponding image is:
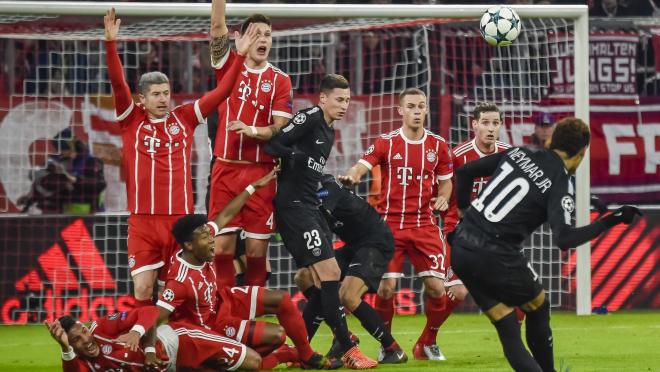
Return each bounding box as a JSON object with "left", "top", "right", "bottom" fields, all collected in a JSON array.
[{"left": 480, "top": 6, "right": 522, "bottom": 47}]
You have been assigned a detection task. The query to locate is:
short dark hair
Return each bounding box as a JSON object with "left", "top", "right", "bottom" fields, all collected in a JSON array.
[
  {"left": 172, "top": 214, "right": 208, "bottom": 246},
  {"left": 320, "top": 74, "right": 349, "bottom": 93},
  {"left": 473, "top": 101, "right": 501, "bottom": 121},
  {"left": 549, "top": 117, "right": 590, "bottom": 157},
  {"left": 241, "top": 14, "right": 271, "bottom": 35},
  {"left": 58, "top": 315, "right": 77, "bottom": 333},
  {"left": 398, "top": 88, "right": 426, "bottom": 104}
]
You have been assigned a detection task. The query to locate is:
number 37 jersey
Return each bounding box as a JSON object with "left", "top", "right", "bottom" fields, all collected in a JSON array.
[{"left": 464, "top": 147, "right": 575, "bottom": 247}]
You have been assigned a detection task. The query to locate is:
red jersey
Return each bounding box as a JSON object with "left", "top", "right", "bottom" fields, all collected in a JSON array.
[
  {"left": 106, "top": 40, "right": 245, "bottom": 215},
  {"left": 61, "top": 307, "right": 167, "bottom": 372},
  {"left": 213, "top": 50, "right": 293, "bottom": 163},
  {"left": 359, "top": 128, "right": 453, "bottom": 230},
  {"left": 442, "top": 138, "right": 511, "bottom": 234},
  {"left": 157, "top": 253, "right": 218, "bottom": 329}
]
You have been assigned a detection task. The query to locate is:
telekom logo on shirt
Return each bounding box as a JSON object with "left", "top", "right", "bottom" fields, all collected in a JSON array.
[{"left": 397, "top": 166, "right": 414, "bottom": 186}]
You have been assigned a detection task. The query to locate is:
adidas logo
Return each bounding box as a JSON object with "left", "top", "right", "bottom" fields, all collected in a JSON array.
[
  {"left": 393, "top": 153, "right": 403, "bottom": 160},
  {"left": 3, "top": 219, "right": 133, "bottom": 325}
]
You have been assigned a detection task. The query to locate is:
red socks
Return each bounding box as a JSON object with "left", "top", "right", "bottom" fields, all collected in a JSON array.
[
  {"left": 245, "top": 255, "right": 267, "bottom": 287},
  {"left": 418, "top": 295, "right": 447, "bottom": 345},
  {"left": 214, "top": 254, "right": 236, "bottom": 288},
  {"left": 433, "top": 292, "right": 462, "bottom": 329},
  {"left": 374, "top": 295, "right": 395, "bottom": 332},
  {"left": 276, "top": 292, "right": 314, "bottom": 361}
]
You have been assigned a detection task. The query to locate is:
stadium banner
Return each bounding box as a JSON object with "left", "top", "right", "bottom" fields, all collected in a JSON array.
[
  {"left": 0, "top": 211, "right": 658, "bottom": 324},
  {"left": 550, "top": 32, "right": 639, "bottom": 99}
]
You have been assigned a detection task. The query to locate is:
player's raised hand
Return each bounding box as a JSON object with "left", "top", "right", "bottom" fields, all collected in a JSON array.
[
  {"left": 104, "top": 8, "right": 121, "bottom": 41},
  {"left": 252, "top": 166, "right": 279, "bottom": 189},
  {"left": 235, "top": 23, "right": 258, "bottom": 56},
  {"left": 114, "top": 330, "right": 141, "bottom": 352},
  {"left": 337, "top": 174, "right": 358, "bottom": 186},
  {"left": 431, "top": 196, "right": 449, "bottom": 211},
  {"left": 44, "top": 320, "right": 70, "bottom": 350}
]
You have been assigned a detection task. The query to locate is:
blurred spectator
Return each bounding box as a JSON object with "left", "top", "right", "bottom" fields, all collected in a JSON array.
[
  {"left": 17, "top": 128, "right": 106, "bottom": 214},
  {"left": 590, "top": 0, "right": 655, "bottom": 16},
  {"left": 528, "top": 112, "right": 555, "bottom": 149}
]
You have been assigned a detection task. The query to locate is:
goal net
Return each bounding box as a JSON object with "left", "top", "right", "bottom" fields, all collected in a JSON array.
[{"left": 0, "top": 4, "right": 589, "bottom": 324}]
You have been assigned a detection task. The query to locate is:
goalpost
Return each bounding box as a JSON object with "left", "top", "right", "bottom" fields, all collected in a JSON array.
[{"left": 0, "top": 2, "right": 591, "bottom": 323}]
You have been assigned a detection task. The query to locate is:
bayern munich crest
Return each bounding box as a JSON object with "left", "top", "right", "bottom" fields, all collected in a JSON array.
[
  {"left": 102, "top": 345, "right": 112, "bottom": 355},
  {"left": 426, "top": 150, "right": 437, "bottom": 162},
  {"left": 163, "top": 289, "right": 175, "bottom": 302},
  {"left": 128, "top": 256, "right": 136, "bottom": 268},
  {"left": 224, "top": 326, "right": 236, "bottom": 338},
  {"left": 260, "top": 81, "right": 272, "bottom": 93},
  {"left": 168, "top": 124, "right": 181, "bottom": 135}
]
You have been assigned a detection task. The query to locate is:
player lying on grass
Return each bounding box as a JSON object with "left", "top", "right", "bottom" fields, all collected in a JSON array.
[
  {"left": 451, "top": 117, "right": 642, "bottom": 372},
  {"left": 153, "top": 169, "right": 335, "bottom": 370},
  {"left": 294, "top": 174, "right": 407, "bottom": 364},
  {"left": 46, "top": 305, "right": 261, "bottom": 371},
  {"left": 103, "top": 7, "right": 258, "bottom": 307}
]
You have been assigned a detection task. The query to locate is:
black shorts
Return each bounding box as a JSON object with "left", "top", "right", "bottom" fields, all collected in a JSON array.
[
  {"left": 450, "top": 224, "right": 543, "bottom": 311},
  {"left": 275, "top": 204, "right": 334, "bottom": 268},
  {"left": 335, "top": 226, "right": 394, "bottom": 292}
]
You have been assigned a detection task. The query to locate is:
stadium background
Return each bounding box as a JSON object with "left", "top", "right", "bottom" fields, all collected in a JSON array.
[{"left": 0, "top": 1, "right": 658, "bottom": 328}]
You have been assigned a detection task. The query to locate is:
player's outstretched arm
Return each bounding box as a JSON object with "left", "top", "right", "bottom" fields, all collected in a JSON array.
[
  {"left": 210, "top": 0, "right": 230, "bottom": 66},
  {"left": 212, "top": 167, "right": 278, "bottom": 230},
  {"left": 104, "top": 8, "right": 133, "bottom": 119},
  {"left": 551, "top": 206, "right": 642, "bottom": 250},
  {"left": 197, "top": 24, "right": 259, "bottom": 118}
]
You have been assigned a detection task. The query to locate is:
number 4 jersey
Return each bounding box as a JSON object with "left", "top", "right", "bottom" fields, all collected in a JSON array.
[{"left": 459, "top": 147, "right": 575, "bottom": 248}]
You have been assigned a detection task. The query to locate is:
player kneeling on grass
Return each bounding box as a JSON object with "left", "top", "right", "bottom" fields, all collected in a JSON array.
[
  {"left": 46, "top": 305, "right": 257, "bottom": 371},
  {"left": 153, "top": 169, "right": 335, "bottom": 370},
  {"left": 295, "top": 174, "right": 407, "bottom": 364},
  {"left": 451, "top": 117, "right": 642, "bottom": 372}
]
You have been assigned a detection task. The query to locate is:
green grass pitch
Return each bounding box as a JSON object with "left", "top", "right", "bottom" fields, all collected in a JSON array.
[{"left": 1, "top": 311, "right": 659, "bottom": 371}]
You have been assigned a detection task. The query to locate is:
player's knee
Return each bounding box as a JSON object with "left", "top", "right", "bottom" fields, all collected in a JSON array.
[
  {"left": 239, "top": 347, "right": 262, "bottom": 371},
  {"left": 272, "top": 325, "right": 286, "bottom": 346},
  {"left": 423, "top": 277, "right": 446, "bottom": 298},
  {"left": 449, "top": 284, "right": 468, "bottom": 301}
]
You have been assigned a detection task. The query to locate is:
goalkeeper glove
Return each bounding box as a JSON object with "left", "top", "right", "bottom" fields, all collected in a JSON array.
[{"left": 599, "top": 206, "right": 642, "bottom": 228}]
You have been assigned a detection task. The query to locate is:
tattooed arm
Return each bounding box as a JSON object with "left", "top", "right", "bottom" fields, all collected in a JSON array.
[{"left": 210, "top": 0, "right": 230, "bottom": 65}]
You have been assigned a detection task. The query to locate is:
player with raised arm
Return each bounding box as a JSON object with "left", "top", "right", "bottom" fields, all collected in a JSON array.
[
  {"left": 265, "top": 75, "right": 377, "bottom": 369},
  {"left": 451, "top": 118, "right": 642, "bottom": 372},
  {"left": 103, "top": 8, "right": 257, "bottom": 306},
  {"left": 339, "top": 88, "right": 453, "bottom": 361},
  {"left": 208, "top": 0, "right": 294, "bottom": 289},
  {"left": 155, "top": 170, "right": 334, "bottom": 370},
  {"left": 295, "top": 174, "right": 408, "bottom": 364}
]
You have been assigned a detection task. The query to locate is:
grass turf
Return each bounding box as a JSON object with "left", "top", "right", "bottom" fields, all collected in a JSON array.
[{"left": 0, "top": 311, "right": 659, "bottom": 371}]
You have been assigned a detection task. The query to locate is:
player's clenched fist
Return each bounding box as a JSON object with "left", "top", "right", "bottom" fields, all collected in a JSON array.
[{"left": 337, "top": 174, "right": 359, "bottom": 186}]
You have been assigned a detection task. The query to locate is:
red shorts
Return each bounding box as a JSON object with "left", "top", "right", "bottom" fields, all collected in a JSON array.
[
  {"left": 383, "top": 224, "right": 447, "bottom": 280},
  {"left": 127, "top": 214, "right": 181, "bottom": 283},
  {"left": 214, "top": 286, "right": 266, "bottom": 344},
  {"left": 208, "top": 160, "right": 275, "bottom": 238},
  {"left": 169, "top": 320, "right": 247, "bottom": 370}
]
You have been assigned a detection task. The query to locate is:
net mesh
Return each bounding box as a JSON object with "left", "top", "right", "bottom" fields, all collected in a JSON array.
[{"left": 0, "top": 12, "right": 579, "bottom": 323}]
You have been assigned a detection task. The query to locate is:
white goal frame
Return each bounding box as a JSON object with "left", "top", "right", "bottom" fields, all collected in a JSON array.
[{"left": 0, "top": 1, "right": 591, "bottom": 315}]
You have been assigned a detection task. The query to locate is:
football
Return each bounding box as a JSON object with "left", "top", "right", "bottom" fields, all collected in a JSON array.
[{"left": 480, "top": 6, "right": 522, "bottom": 46}]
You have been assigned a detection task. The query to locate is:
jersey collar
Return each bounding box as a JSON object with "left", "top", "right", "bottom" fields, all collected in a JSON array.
[
  {"left": 399, "top": 129, "right": 427, "bottom": 144},
  {"left": 472, "top": 138, "right": 498, "bottom": 158},
  {"left": 244, "top": 62, "right": 270, "bottom": 74},
  {"left": 176, "top": 252, "right": 205, "bottom": 270}
]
